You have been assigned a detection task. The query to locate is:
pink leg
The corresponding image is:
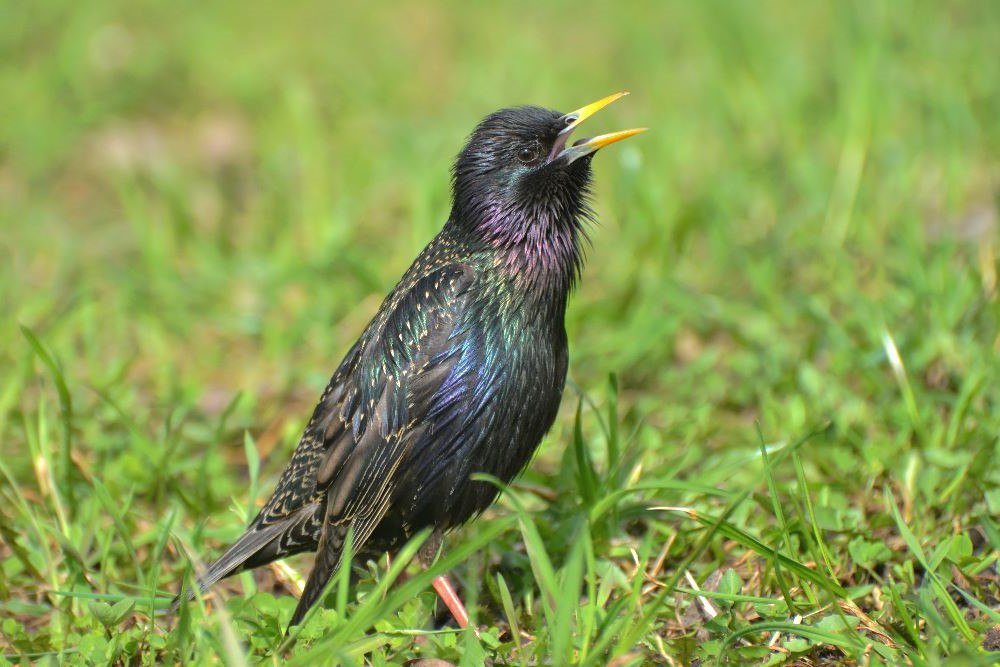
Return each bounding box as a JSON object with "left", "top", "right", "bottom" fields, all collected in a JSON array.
[
  {"left": 419, "top": 531, "right": 479, "bottom": 636},
  {"left": 431, "top": 574, "right": 470, "bottom": 629},
  {"left": 429, "top": 573, "right": 480, "bottom": 637}
]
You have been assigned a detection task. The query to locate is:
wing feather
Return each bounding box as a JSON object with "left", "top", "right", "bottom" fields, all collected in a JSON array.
[{"left": 289, "top": 263, "right": 477, "bottom": 623}]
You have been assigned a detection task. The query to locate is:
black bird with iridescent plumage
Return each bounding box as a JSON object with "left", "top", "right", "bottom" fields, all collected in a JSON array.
[{"left": 180, "top": 93, "right": 645, "bottom": 629}]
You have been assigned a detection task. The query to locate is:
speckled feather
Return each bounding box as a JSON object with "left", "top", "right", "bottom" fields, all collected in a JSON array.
[{"left": 187, "top": 105, "right": 598, "bottom": 627}]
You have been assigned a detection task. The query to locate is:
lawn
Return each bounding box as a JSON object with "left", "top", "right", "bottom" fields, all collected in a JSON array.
[{"left": 2, "top": 1, "right": 998, "bottom": 664}]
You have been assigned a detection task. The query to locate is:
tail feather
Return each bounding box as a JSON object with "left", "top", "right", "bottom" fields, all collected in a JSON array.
[
  {"left": 173, "top": 504, "right": 322, "bottom": 612},
  {"left": 197, "top": 522, "right": 288, "bottom": 591},
  {"left": 171, "top": 521, "right": 287, "bottom": 611}
]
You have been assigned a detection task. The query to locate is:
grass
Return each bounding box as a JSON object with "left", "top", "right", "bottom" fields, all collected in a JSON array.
[{"left": 2, "top": 0, "right": 999, "bottom": 664}]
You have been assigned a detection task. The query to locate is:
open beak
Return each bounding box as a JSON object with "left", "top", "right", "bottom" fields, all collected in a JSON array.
[{"left": 549, "top": 91, "right": 647, "bottom": 164}]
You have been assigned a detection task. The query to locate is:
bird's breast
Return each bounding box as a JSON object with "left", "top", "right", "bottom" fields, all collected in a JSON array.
[{"left": 395, "top": 303, "right": 569, "bottom": 530}]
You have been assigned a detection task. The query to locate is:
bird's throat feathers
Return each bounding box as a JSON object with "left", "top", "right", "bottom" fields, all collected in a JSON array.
[{"left": 451, "top": 193, "right": 591, "bottom": 299}]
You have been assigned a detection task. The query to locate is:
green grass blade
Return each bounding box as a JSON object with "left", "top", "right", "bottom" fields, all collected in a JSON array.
[{"left": 20, "top": 325, "right": 76, "bottom": 509}]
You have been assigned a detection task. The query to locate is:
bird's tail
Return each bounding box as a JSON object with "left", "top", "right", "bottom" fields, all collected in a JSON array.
[
  {"left": 170, "top": 521, "right": 286, "bottom": 611},
  {"left": 172, "top": 505, "right": 321, "bottom": 612}
]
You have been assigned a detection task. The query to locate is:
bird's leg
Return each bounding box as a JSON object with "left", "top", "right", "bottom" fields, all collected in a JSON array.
[
  {"left": 418, "top": 530, "right": 473, "bottom": 632},
  {"left": 431, "top": 575, "right": 470, "bottom": 629}
]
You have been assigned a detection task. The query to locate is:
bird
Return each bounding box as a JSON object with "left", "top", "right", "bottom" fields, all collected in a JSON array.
[{"left": 178, "top": 92, "right": 645, "bottom": 630}]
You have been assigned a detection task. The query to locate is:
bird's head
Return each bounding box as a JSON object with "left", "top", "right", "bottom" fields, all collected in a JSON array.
[{"left": 450, "top": 92, "right": 645, "bottom": 255}]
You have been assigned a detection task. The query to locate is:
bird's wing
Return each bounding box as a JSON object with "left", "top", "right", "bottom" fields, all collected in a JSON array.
[
  {"left": 318, "top": 263, "right": 477, "bottom": 512},
  {"left": 190, "top": 263, "right": 477, "bottom": 614},
  {"left": 289, "top": 263, "right": 478, "bottom": 623},
  {"left": 252, "top": 262, "right": 477, "bottom": 532}
]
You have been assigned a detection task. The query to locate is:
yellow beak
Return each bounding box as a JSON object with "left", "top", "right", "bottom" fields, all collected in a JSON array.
[
  {"left": 571, "top": 127, "right": 648, "bottom": 151},
  {"left": 561, "top": 91, "right": 632, "bottom": 135},
  {"left": 552, "top": 91, "right": 647, "bottom": 163}
]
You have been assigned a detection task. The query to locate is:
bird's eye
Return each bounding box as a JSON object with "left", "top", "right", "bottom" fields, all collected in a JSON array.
[{"left": 517, "top": 145, "right": 539, "bottom": 165}]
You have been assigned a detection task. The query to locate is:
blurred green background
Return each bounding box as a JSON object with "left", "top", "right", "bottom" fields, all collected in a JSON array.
[{"left": 2, "top": 1, "right": 998, "bottom": 664}]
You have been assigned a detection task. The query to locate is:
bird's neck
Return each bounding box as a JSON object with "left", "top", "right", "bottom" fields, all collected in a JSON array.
[{"left": 450, "top": 202, "right": 586, "bottom": 305}]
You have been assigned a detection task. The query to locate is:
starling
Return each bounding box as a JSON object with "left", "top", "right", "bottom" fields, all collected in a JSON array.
[{"left": 182, "top": 92, "right": 645, "bottom": 629}]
